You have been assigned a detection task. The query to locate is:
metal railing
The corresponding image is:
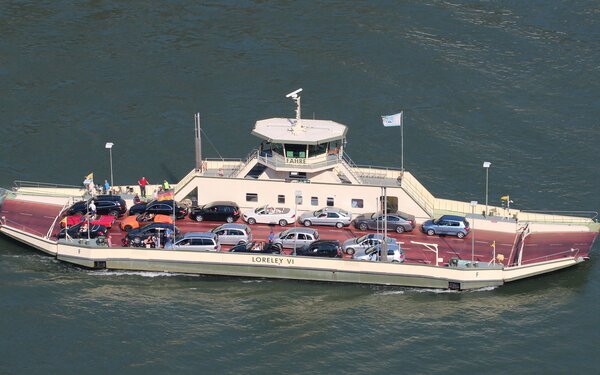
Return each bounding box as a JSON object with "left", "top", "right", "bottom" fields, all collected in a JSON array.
[
  {"left": 0, "top": 217, "right": 47, "bottom": 238},
  {"left": 517, "top": 210, "right": 598, "bottom": 224},
  {"left": 13, "top": 180, "right": 81, "bottom": 190},
  {"left": 519, "top": 248, "right": 581, "bottom": 265}
]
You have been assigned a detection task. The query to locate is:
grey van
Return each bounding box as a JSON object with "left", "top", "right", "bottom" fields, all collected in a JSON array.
[{"left": 168, "top": 232, "right": 221, "bottom": 251}]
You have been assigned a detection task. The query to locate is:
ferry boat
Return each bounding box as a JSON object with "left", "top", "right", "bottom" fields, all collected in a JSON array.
[{"left": 0, "top": 90, "right": 598, "bottom": 290}]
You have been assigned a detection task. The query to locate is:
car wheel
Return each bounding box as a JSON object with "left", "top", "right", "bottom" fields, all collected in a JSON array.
[
  {"left": 195, "top": 215, "right": 203, "bottom": 222},
  {"left": 273, "top": 244, "right": 283, "bottom": 253},
  {"left": 133, "top": 237, "right": 142, "bottom": 246},
  {"left": 123, "top": 225, "right": 133, "bottom": 232},
  {"left": 395, "top": 226, "right": 405, "bottom": 234},
  {"left": 303, "top": 220, "right": 312, "bottom": 227},
  {"left": 359, "top": 223, "right": 368, "bottom": 231},
  {"left": 247, "top": 217, "right": 256, "bottom": 225},
  {"left": 392, "top": 260, "right": 400, "bottom": 263},
  {"left": 335, "top": 222, "right": 344, "bottom": 229},
  {"left": 279, "top": 219, "right": 288, "bottom": 226},
  {"left": 109, "top": 210, "right": 119, "bottom": 217},
  {"left": 346, "top": 247, "right": 355, "bottom": 255},
  {"left": 226, "top": 216, "right": 234, "bottom": 223},
  {"left": 426, "top": 229, "right": 435, "bottom": 236},
  {"left": 237, "top": 240, "right": 247, "bottom": 245},
  {"left": 457, "top": 232, "right": 465, "bottom": 239}
]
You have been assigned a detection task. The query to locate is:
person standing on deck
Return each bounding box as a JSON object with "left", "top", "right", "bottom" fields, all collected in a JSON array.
[
  {"left": 163, "top": 180, "right": 170, "bottom": 190},
  {"left": 138, "top": 176, "right": 148, "bottom": 198},
  {"left": 103, "top": 180, "right": 110, "bottom": 194},
  {"left": 268, "top": 230, "right": 274, "bottom": 243},
  {"left": 89, "top": 201, "right": 96, "bottom": 216}
]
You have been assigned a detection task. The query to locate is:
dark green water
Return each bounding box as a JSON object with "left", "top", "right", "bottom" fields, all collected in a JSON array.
[{"left": 1, "top": 1, "right": 599, "bottom": 374}]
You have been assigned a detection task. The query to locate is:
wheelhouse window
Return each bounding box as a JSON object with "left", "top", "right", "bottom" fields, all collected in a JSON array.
[
  {"left": 308, "top": 143, "right": 327, "bottom": 157},
  {"left": 278, "top": 195, "right": 286, "bottom": 204},
  {"left": 351, "top": 199, "right": 364, "bottom": 208},
  {"left": 246, "top": 193, "right": 258, "bottom": 202},
  {"left": 284, "top": 144, "right": 307, "bottom": 158},
  {"left": 326, "top": 197, "right": 334, "bottom": 207},
  {"left": 311, "top": 197, "right": 319, "bottom": 206}
]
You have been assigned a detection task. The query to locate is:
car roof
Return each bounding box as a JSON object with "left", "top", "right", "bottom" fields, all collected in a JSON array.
[
  {"left": 280, "top": 227, "right": 318, "bottom": 235},
  {"left": 310, "top": 239, "right": 340, "bottom": 245},
  {"left": 183, "top": 232, "right": 216, "bottom": 239},
  {"left": 213, "top": 223, "right": 249, "bottom": 230},
  {"left": 204, "top": 201, "right": 239, "bottom": 207},
  {"left": 439, "top": 215, "right": 466, "bottom": 221}
]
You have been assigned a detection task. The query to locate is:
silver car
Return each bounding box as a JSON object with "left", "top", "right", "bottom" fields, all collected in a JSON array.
[
  {"left": 168, "top": 232, "right": 221, "bottom": 252},
  {"left": 211, "top": 223, "right": 252, "bottom": 245},
  {"left": 352, "top": 245, "right": 405, "bottom": 263},
  {"left": 342, "top": 233, "right": 399, "bottom": 255},
  {"left": 272, "top": 227, "right": 319, "bottom": 250},
  {"left": 298, "top": 207, "right": 352, "bottom": 228}
]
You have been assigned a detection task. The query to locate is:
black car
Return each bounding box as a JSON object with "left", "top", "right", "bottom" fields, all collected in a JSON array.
[
  {"left": 352, "top": 211, "right": 416, "bottom": 233},
  {"left": 123, "top": 223, "right": 180, "bottom": 246},
  {"left": 67, "top": 195, "right": 127, "bottom": 217},
  {"left": 189, "top": 201, "right": 240, "bottom": 223},
  {"left": 129, "top": 200, "right": 188, "bottom": 219},
  {"left": 57, "top": 222, "right": 108, "bottom": 239},
  {"left": 229, "top": 241, "right": 282, "bottom": 254},
  {"left": 295, "top": 240, "right": 343, "bottom": 258}
]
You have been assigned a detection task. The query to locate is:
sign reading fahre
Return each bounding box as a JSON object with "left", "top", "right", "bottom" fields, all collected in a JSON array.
[{"left": 286, "top": 158, "right": 306, "bottom": 164}]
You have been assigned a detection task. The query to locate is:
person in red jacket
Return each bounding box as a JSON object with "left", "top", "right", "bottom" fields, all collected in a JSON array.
[{"left": 138, "top": 177, "right": 149, "bottom": 198}]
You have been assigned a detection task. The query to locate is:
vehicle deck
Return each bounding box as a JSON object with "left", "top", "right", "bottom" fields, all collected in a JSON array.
[{"left": 2, "top": 199, "right": 595, "bottom": 267}]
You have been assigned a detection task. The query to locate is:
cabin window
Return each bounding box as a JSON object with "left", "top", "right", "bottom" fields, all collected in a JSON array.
[
  {"left": 378, "top": 196, "right": 398, "bottom": 212},
  {"left": 308, "top": 143, "right": 328, "bottom": 157},
  {"left": 351, "top": 199, "right": 364, "bottom": 208},
  {"left": 278, "top": 195, "right": 286, "bottom": 204},
  {"left": 246, "top": 193, "right": 258, "bottom": 202},
  {"left": 284, "top": 144, "right": 308, "bottom": 158},
  {"left": 326, "top": 197, "right": 334, "bottom": 207},
  {"left": 311, "top": 197, "right": 319, "bottom": 206}
]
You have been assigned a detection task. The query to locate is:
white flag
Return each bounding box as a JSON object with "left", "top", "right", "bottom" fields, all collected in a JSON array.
[{"left": 381, "top": 111, "right": 403, "bottom": 127}]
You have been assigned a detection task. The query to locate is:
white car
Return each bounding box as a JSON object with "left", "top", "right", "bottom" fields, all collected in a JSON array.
[
  {"left": 352, "top": 245, "right": 405, "bottom": 263},
  {"left": 242, "top": 205, "right": 296, "bottom": 226}
]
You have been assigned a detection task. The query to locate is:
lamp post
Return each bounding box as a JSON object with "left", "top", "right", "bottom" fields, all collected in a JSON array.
[
  {"left": 105, "top": 142, "right": 114, "bottom": 187},
  {"left": 470, "top": 200, "right": 478, "bottom": 263},
  {"left": 483, "top": 161, "right": 491, "bottom": 216},
  {"left": 294, "top": 190, "right": 302, "bottom": 255}
]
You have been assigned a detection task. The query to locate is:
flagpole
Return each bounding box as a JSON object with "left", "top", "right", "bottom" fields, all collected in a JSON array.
[{"left": 401, "top": 111, "right": 404, "bottom": 171}]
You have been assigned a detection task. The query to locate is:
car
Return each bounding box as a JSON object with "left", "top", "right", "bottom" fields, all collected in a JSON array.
[
  {"left": 61, "top": 214, "right": 116, "bottom": 228},
  {"left": 295, "top": 240, "right": 343, "bottom": 258},
  {"left": 421, "top": 215, "right": 470, "bottom": 238},
  {"left": 189, "top": 201, "right": 240, "bottom": 223},
  {"left": 129, "top": 200, "right": 188, "bottom": 219},
  {"left": 123, "top": 223, "right": 180, "bottom": 247},
  {"left": 66, "top": 195, "right": 127, "bottom": 217},
  {"left": 229, "top": 241, "right": 282, "bottom": 254},
  {"left": 342, "top": 233, "right": 400, "bottom": 255},
  {"left": 120, "top": 212, "right": 174, "bottom": 231},
  {"left": 298, "top": 207, "right": 352, "bottom": 228},
  {"left": 352, "top": 211, "right": 415, "bottom": 233},
  {"left": 210, "top": 223, "right": 252, "bottom": 245},
  {"left": 57, "top": 222, "right": 108, "bottom": 239},
  {"left": 242, "top": 205, "right": 296, "bottom": 226},
  {"left": 352, "top": 245, "right": 405, "bottom": 263},
  {"left": 166, "top": 232, "right": 221, "bottom": 252},
  {"left": 272, "top": 227, "right": 319, "bottom": 250}
]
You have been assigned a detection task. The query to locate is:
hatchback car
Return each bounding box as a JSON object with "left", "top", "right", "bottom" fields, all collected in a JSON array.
[
  {"left": 352, "top": 211, "right": 415, "bottom": 233},
  {"left": 67, "top": 195, "right": 127, "bottom": 217},
  {"left": 189, "top": 201, "right": 240, "bottom": 223},
  {"left": 211, "top": 223, "right": 252, "bottom": 245},
  {"left": 295, "top": 240, "right": 343, "bottom": 258},
  {"left": 272, "top": 228, "right": 319, "bottom": 250},
  {"left": 342, "top": 233, "right": 400, "bottom": 255},
  {"left": 352, "top": 245, "right": 405, "bottom": 263},
  {"left": 129, "top": 200, "right": 188, "bottom": 219},
  {"left": 421, "top": 215, "right": 470, "bottom": 238},
  {"left": 229, "top": 241, "right": 282, "bottom": 254},
  {"left": 167, "top": 232, "right": 221, "bottom": 252},
  {"left": 298, "top": 207, "right": 352, "bottom": 228}
]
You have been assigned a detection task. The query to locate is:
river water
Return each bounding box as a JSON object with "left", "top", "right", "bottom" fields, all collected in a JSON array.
[{"left": 1, "top": 1, "right": 599, "bottom": 374}]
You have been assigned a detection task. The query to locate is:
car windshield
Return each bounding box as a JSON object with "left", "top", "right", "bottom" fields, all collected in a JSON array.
[
  {"left": 339, "top": 209, "right": 349, "bottom": 216},
  {"left": 279, "top": 229, "right": 290, "bottom": 238},
  {"left": 313, "top": 209, "right": 323, "bottom": 216}
]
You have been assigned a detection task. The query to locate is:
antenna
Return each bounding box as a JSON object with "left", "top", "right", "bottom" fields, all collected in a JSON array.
[{"left": 285, "top": 88, "right": 303, "bottom": 133}]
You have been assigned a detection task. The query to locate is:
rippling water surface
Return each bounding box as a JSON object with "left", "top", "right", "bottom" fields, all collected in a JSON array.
[{"left": 1, "top": 1, "right": 599, "bottom": 374}]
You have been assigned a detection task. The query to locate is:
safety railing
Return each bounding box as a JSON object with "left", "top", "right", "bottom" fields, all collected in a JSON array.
[
  {"left": 517, "top": 210, "right": 597, "bottom": 224},
  {"left": 519, "top": 248, "right": 581, "bottom": 266},
  {"left": 0, "top": 216, "right": 47, "bottom": 238}
]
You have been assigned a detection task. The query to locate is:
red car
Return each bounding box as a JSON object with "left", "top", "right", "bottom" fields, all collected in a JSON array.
[{"left": 61, "top": 214, "right": 116, "bottom": 228}]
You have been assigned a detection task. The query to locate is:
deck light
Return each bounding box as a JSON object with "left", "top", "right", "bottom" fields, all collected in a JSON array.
[{"left": 105, "top": 142, "right": 114, "bottom": 188}]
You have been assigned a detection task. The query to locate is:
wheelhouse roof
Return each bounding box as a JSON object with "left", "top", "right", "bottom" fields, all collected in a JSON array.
[{"left": 251, "top": 118, "right": 347, "bottom": 145}]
